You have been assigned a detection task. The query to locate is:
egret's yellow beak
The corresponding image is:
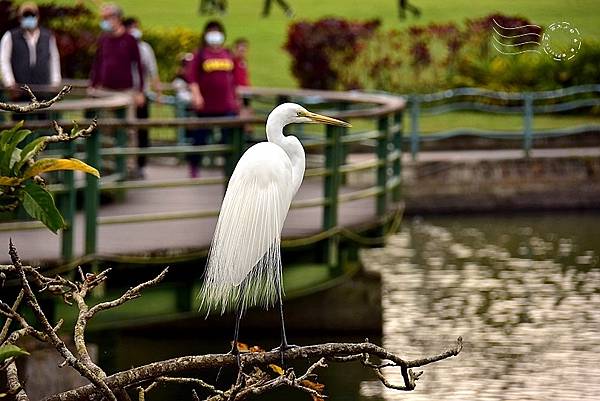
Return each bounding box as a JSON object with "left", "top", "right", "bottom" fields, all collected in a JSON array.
[{"left": 304, "top": 111, "right": 352, "bottom": 128}]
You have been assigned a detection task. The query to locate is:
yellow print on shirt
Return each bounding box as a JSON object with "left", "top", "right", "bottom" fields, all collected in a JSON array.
[{"left": 203, "top": 58, "right": 234, "bottom": 73}]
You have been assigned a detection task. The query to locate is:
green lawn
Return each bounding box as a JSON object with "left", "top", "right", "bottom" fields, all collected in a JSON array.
[{"left": 51, "top": 0, "right": 600, "bottom": 88}]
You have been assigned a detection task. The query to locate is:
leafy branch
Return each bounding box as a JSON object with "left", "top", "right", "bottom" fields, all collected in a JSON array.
[{"left": 0, "top": 86, "right": 99, "bottom": 232}]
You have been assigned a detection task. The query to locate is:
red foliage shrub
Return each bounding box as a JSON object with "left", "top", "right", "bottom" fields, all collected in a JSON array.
[{"left": 284, "top": 17, "right": 380, "bottom": 89}]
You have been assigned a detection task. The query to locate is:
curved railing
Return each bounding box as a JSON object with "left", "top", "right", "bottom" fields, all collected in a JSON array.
[
  {"left": 0, "top": 84, "right": 405, "bottom": 267},
  {"left": 406, "top": 84, "right": 600, "bottom": 157}
]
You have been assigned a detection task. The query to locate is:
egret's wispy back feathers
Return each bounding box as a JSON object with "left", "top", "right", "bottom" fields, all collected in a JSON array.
[{"left": 200, "top": 143, "right": 293, "bottom": 314}]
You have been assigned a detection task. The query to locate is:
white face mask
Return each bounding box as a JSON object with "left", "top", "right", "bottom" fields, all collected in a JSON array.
[
  {"left": 21, "top": 16, "right": 38, "bottom": 30},
  {"left": 130, "top": 28, "right": 142, "bottom": 40},
  {"left": 205, "top": 31, "right": 224, "bottom": 46}
]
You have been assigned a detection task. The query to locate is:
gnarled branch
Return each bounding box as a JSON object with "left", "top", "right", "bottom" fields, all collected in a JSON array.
[{"left": 0, "top": 85, "right": 71, "bottom": 113}]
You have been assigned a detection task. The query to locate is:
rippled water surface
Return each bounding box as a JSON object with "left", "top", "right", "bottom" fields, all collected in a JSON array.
[{"left": 360, "top": 212, "right": 600, "bottom": 401}]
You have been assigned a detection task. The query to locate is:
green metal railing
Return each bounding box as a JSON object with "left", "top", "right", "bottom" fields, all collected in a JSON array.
[
  {"left": 0, "top": 86, "right": 405, "bottom": 269},
  {"left": 405, "top": 84, "right": 600, "bottom": 158}
]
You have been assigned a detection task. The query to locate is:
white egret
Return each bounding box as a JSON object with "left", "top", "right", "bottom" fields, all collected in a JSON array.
[{"left": 200, "top": 102, "right": 351, "bottom": 363}]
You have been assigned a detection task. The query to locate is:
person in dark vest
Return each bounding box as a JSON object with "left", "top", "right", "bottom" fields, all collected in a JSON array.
[{"left": 0, "top": 2, "right": 62, "bottom": 102}]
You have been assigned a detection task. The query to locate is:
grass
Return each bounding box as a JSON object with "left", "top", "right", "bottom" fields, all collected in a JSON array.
[
  {"left": 51, "top": 0, "right": 600, "bottom": 88},
  {"left": 47, "top": 0, "right": 600, "bottom": 138}
]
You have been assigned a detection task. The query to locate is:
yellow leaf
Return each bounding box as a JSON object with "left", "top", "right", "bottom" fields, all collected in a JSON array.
[
  {"left": 23, "top": 158, "right": 99, "bottom": 180},
  {"left": 0, "top": 176, "right": 21, "bottom": 186},
  {"left": 301, "top": 379, "right": 326, "bottom": 401},
  {"left": 269, "top": 364, "right": 284, "bottom": 376}
]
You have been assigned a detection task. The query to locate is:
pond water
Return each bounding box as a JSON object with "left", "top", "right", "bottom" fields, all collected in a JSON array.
[
  {"left": 110, "top": 212, "right": 600, "bottom": 401},
  {"left": 361, "top": 212, "right": 600, "bottom": 401}
]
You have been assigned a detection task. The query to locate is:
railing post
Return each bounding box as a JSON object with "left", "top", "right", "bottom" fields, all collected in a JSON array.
[
  {"left": 224, "top": 124, "right": 244, "bottom": 179},
  {"left": 523, "top": 93, "right": 533, "bottom": 158},
  {"left": 392, "top": 110, "right": 403, "bottom": 202},
  {"left": 323, "top": 124, "right": 342, "bottom": 271},
  {"left": 84, "top": 109, "right": 100, "bottom": 258},
  {"left": 376, "top": 115, "right": 390, "bottom": 217},
  {"left": 114, "top": 107, "right": 128, "bottom": 180},
  {"left": 409, "top": 95, "right": 420, "bottom": 160},
  {"left": 60, "top": 139, "right": 76, "bottom": 261}
]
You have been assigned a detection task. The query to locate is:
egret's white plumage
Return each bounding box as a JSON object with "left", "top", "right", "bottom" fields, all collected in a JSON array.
[{"left": 200, "top": 103, "right": 350, "bottom": 316}]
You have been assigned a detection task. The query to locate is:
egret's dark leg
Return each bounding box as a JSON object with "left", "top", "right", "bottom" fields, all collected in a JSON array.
[
  {"left": 275, "top": 276, "right": 297, "bottom": 367},
  {"left": 216, "top": 295, "right": 244, "bottom": 383}
]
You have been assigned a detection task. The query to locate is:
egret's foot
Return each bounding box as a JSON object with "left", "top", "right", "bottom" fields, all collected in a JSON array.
[
  {"left": 216, "top": 345, "right": 241, "bottom": 383},
  {"left": 271, "top": 342, "right": 298, "bottom": 368}
]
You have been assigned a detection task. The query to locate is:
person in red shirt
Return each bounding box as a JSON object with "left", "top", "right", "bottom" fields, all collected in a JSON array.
[{"left": 187, "top": 20, "right": 239, "bottom": 178}]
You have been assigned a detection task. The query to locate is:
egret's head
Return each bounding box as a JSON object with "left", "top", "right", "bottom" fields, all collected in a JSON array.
[{"left": 274, "top": 103, "right": 352, "bottom": 128}]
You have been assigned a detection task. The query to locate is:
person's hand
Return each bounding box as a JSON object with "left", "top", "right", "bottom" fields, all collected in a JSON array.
[
  {"left": 134, "top": 92, "right": 146, "bottom": 107},
  {"left": 192, "top": 92, "right": 204, "bottom": 111}
]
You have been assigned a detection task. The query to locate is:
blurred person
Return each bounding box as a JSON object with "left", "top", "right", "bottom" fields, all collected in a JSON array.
[
  {"left": 187, "top": 20, "right": 239, "bottom": 178},
  {"left": 0, "top": 2, "right": 62, "bottom": 103},
  {"left": 232, "top": 37, "right": 250, "bottom": 87},
  {"left": 232, "top": 37, "right": 253, "bottom": 133},
  {"left": 89, "top": 3, "right": 144, "bottom": 107},
  {"left": 124, "top": 16, "right": 161, "bottom": 179},
  {"left": 262, "top": 0, "right": 293, "bottom": 17},
  {"left": 172, "top": 52, "right": 193, "bottom": 105}
]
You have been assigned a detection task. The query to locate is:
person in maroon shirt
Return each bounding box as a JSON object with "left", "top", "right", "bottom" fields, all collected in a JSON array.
[
  {"left": 89, "top": 3, "right": 144, "bottom": 107},
  {"left": 187, "top": 20, "right": 239, "bottom": 178}
]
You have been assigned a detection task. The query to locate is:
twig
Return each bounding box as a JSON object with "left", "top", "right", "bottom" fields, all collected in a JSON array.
[
  {"left": 9, "top": 240, "right": 118, "bottom": 401},
  {"left": 6, "top": 360, "right": 29, "bottom": 401},
  {"left": 0, "top": 85, "right": 71, "bottom": 113},
  {"left": 0, "top": 289, "right": 24, "bottom": 344}
]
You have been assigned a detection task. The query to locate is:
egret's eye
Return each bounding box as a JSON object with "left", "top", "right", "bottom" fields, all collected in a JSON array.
[{"left": 296, "top": 111, "right": 302, "bottom": 117}]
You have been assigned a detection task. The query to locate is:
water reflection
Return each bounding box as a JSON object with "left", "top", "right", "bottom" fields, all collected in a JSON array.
[{"left": 361, "top": 214, "right": 600, "bottom": 401}]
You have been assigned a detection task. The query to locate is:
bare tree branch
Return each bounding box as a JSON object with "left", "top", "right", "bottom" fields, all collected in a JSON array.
[
  {"left": 8, "top": 240, "right": 118, "bottom": 401},
  {"left": 42, "top": 338, "right": 462, "bottom": 401},
  {"left": 0, "top": 289, "right": 24, "bottom": 344},
  {"left": 0, "top": 86, "right": 71, "bottom": 113}
]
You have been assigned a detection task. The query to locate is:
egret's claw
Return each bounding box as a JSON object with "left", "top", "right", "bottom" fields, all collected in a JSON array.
[{"left": 271, "top": 343, "right": 298, "bottom": 368}]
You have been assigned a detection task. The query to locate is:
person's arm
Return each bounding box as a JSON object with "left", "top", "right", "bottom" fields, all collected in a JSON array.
[
  {"left": 48, "top": 34, "right": 62, "bottom": 87},
  {"left": 0, "top": 32, "right": 16, "bottom": 88},
  {"left": 130, "top": 37, "right": 145, "bottom": 106},
  {"left": 187, "top": 52, "right": 204, "bottom": 111},
  {"left": 145, "top": 43, "right": 162, "bottom": 98}
]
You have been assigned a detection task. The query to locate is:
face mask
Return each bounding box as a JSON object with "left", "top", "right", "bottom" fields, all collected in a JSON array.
[
  {"left": 20, "top": 16, "right": 38, "bottom": 30},
  {"left": 100, "top": 19, "right": 113, "bottom": 32},
  {"left": 130, "top": 28, "right": 142, "bottom": 40},
  {"left": 205, "top": 31, "right": 224, "bottom": 46}
]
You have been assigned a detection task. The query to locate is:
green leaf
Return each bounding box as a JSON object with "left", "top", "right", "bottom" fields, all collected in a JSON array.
[
  {"left": 0, "top": 125, "right": 31, "bottom": 175},
  {"left": 10, "top": 148, "right": 21, "bottom": 170},
  {"left": 14, "top": 135, "right": 49, "bottom": 173},
  {"left": 0, "top": 344, "right": 30, "bottom": 363},
  {"left": 23, "top": 158, "right": 100, "bottom": 181},
  {"left": 0, "top": 121, "right": 23, "bottom": 151},
  {"left": 20, "top": 182, "right": 65, "bottom": 233}
]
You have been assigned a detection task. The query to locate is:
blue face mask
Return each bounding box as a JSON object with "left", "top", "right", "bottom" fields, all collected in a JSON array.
[
  {"left": 20, "top": 16, "right": 38, "bottom": 30},
  {"left": 100, "top": 19, "right": 113, "bottom": 32}
]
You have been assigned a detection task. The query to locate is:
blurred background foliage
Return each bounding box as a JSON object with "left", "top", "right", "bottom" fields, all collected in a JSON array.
[{"left": 0, "top": 1, "right": 598, "bottom": 92}]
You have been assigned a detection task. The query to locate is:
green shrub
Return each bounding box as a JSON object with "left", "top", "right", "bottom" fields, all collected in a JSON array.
[
  {"left": 143, "top": 27, "right": 200, "bottom": 82},
  {"left": 332, "top": 14, "right": 600, "bottom": 93}
]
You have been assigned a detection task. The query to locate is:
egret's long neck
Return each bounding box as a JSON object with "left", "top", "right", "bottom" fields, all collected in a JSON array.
[{"left": 266, "top": 112, "right": 306, "bottom": 195}]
